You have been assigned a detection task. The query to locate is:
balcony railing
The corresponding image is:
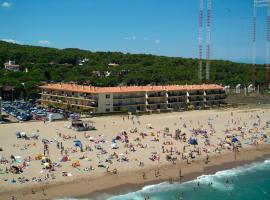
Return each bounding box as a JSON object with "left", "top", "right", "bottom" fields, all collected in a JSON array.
[
  {"left": 147, "top": 101, "right": 167, "bottom": 105},
  {"left": 205, "top": 91, "right": 225, "bottom": 95},
  {"left": 167, "top": 93, "right": 186, "bottom": 97},
  {"left": 168, "top": 101, "right": 186, "bottom": 104},
  {"left": 189, "top": 98, "right": 204, "bottom": 102},
  {"left": 113, "top": 102, "right": 145, "bottom": 107},
  {"left": 40, "top": 93, "right": 95, "bottom": 101},
  {"left": 147, "top": 95, "right": 166, "bottom": 98},
  {"left": 41, "top": 99, "right": 95, "bottom": 108},
  {"left": 188, "top": 93, "right": 204, "bottom": 96},
  {"left": 113, "top": 95, "right": 145, "bottom": 99}
]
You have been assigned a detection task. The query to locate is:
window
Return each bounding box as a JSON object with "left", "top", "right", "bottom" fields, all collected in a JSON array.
[
  {"left": 106, "top": 94, "right": 110, "bottom": 98},
  {"left": 106, "top": 108, "right": 110, "bottom": 112}
]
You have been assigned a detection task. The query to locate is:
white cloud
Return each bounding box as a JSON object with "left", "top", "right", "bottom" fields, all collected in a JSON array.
[
  {"left": 143, "top": 37, "right": 148, "bottom": 41},
  {"left": 38, "top": 40, "right": 51, "bottom": 45},
  {"left": 154, "top": 39, "right": 161, "bottom": 44},
  {"left": 124, "top": 36, "right": 136, "bottom": 40},
  {"left": 1, "top": 38, "right": 20, "bottom": 44},
  {"left": 1, "top": 2, "right": 12, "bottom": 8}
]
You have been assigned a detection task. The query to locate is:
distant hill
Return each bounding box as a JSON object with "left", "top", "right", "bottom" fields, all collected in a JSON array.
[{"left": 0, "top": 41, "right": 267, "bottom": 99}]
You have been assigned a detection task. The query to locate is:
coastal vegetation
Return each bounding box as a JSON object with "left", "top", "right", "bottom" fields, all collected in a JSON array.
[{"left": 0, "top": 41, "right": 267, "bottom": 99}]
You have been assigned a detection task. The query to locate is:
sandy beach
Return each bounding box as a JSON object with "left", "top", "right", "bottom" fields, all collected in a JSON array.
[{"left": 0, "top": 107, "right": 270, "bottom": 200}]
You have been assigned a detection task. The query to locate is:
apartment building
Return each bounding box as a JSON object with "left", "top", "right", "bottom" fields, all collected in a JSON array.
[
  {"left": 39, "top": 83, "right": 226, "bottom": 113},
  {"left": 4, "top": 60, "right": 20, "bottom": 72}
]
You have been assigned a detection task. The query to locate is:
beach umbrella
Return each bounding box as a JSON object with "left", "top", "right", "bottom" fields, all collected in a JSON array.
[
  {"left": 147, "top": 124, "right": 153, "bottom": 129},
  {"left": 111, "top": 143, "right": 118, "bottom": 149},
  {"left": 14, "top": 156, "right": 22, "bottom": 163},
  {"left": 188, "top": 138, "right": 198, "bottom": 145},
  {"left": 73, "top": 140, "right": 82, "bottom": 147},
  {"left": 44, "top": 163, "right": 50, "bottom": 167},
  {"left": 89, "top": 137, "right": 95, "bottom": 141},
  {"left": 232, "top": 137, "right": 238, "bottom": 143}
]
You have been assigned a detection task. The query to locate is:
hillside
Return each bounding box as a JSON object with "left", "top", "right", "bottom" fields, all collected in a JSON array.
[{"left": 0, "top": 41, "right": 266, "bottom": 99}]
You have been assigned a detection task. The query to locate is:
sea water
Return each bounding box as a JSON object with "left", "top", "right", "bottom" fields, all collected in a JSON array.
[{"left": 58, "top": 160, "right": 270, "bottom": 200}]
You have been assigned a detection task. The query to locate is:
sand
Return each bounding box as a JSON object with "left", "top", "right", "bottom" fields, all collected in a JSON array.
[{"left": 0, "top": 107, "right": 270, "bottom": 200}]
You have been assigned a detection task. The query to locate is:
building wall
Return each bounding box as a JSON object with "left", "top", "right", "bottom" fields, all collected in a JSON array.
[
  {"left": 97, "top": 93, "right": 113, "bottom": 113},
  {"left": 40, "top": 89, "right": 97, "bottom": 112},
  {"left": 5, "top": 65, "right": 20, "bottom": 72},
  {"left": 112, "top": 91, "right": 146, "bottom": 112},
  {"left": 40, "top": 87, "right": 226, "bottom": 113}
]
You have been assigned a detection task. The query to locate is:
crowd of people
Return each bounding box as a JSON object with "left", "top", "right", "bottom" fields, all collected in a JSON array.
[{"left": 0, "top": 109, "right": 269, "bottom": 199}]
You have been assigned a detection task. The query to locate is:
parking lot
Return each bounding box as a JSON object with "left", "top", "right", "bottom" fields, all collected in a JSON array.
[{"left": 1, "top": 101, "right": 79, "bottom": 123}]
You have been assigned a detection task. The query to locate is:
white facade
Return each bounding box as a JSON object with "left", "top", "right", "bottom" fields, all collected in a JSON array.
[
  {"left": 4, "top": 60, "right": 20, "bottom": 71},
  {"left": 97, "top": 93, "right": 114, "bottom": 113}
]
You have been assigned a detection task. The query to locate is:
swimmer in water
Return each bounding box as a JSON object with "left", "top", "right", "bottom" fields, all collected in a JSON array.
[{"left": 180, "top": 192, "right": 184, "bottom": 200}]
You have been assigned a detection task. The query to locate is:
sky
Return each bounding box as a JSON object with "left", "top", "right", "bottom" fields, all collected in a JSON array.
[{"left": 0, "top": 0, "right": 268, "bottom": 64}]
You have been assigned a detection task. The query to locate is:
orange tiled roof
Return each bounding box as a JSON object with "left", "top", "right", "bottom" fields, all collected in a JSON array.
[{"left": 40, "top": 83, "right": 224, "bottom": 94}]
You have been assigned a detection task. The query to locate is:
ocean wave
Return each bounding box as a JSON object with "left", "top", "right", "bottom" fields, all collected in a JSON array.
[
  {"left": 191, "top": 159, "right": 270, "bottom": 191},
  {"left": 116, "top": 159, "right": 270, "bottom": 197},
  {"left": 56, "top": 159, "right": 270, "bottom": 200}
]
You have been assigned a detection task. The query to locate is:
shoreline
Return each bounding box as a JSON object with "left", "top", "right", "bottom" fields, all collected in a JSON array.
[
  {"left": 85, "top": 145, "right": 270, "bottom": 200},
  {"left": 1, "top": 145, "right": 270, "bottom": 200}
]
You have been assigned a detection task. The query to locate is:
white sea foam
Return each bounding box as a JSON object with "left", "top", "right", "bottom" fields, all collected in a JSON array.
[
  {"left": 140, "top": 159, "right": 270, "bottom": 194},
  {"left": 55, "top": 159, "right": 270, "bottom": 200}
]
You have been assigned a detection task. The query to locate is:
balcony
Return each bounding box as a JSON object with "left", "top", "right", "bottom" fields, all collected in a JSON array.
[
  {"left": 147, "top": 101, "right": 167, "bottom": 105},
  {"left": 189, "top": 98, "right": 204, "bottom": 102},
  {"left": 206, "top": 90, "right": 225, "bottom": 95},
  {"left": 167, "top": 93, "right": 186, "bottom": 97},
  {"left": 41, "top": 99, "right": 95, "bottom": 108},
  {"left": 147, "top": 95, "right": 166, "bottom": 98},
  {"left": 40, "top": 93, "right": 95, "bottom": 101},
  {"left": 113, "top": 102, "right": 145, "bottom": 107},
  {"left": 206, "top": 98, "right": 221, "bottom": 101},
  {"left": 168, "top": 101, "right": 186, "bottom": 105},
  {"left": 188, "top": 92, "right": 204, "bottom": 96},
  {"left": 113, "top": 95, "right": 145, "bottom": 100}
]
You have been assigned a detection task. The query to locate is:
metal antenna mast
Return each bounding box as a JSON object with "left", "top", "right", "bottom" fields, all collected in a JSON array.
[
  {"left": 266, "top": 0, "right": 270, "bottom": 86},
  {"left": 198, "top": 0, "right": 203, "bottom": 81},
  {"left": 206, "top": 0, "right": 211, "bottom": 81},
  {"left": 253, "top": 0, "right": 270, "bottom": 86},
  {"left": 253, "top": 0, "right": 257, "bottom": 86}
]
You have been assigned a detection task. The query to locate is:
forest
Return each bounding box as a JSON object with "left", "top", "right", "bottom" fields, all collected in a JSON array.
[{"left": 0, "top": 41, "right": 267, "bottom": 99}]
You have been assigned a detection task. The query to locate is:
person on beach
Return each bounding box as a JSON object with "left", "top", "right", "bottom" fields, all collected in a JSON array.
[
  {"left": 42, "top": 188, "right": 46, "bottom": 196},
  {"left": 169, "top": 177, "right": 173, "bottom": 184},
  {"left": 1, "top": 108, "right": 269, "bottom": 199},
  {"left": 206, "top": 154, "right": 209, "bottom": 164},
  {"left": 179, "top": 169, "right": 182, "bottom": 183},
  {"left": 142, "top": 172, "right": 146, "bottom": 180}
]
